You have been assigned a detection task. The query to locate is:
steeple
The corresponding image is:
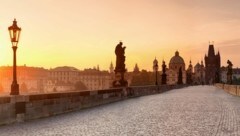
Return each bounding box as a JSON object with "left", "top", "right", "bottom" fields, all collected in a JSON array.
[
  {"left": 208, "top": 44, "right": 215, "bottom": 57},
  {"left": 109, "top": 62, "right": 114, "bottom": 73},
  {"left": 189, "top": 60, "right": 192, "bottom": 67},
  {"left": 217, "top": 50, "right": 220, "bottom": 56},
  {"left": 133, "top": 63, "right": 140, "bottom": 73},
  {"left": 153, "top": 57, "right": 158, "bottom": 71},
  {"left": 153, "top": 57, "right": 158, "bottom": 65},
  {"left": 188, "top": 60, "right": 193, "bottom": 73}
]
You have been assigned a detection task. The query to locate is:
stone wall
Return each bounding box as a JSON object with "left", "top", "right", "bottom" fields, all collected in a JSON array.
[
  {"left": 215, "top": 83, "right": 240, "bottom": 96},
  {"left": 0, "top": 84, "right": 187, "bottom": 125}
]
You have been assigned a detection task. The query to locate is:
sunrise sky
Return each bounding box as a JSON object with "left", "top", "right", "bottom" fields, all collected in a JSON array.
[{"left": 0, "top": 0, "right": 240, "bottom": 71}]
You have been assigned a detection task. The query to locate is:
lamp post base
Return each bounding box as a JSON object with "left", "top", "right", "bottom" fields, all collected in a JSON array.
[{"left": 10, "top": 83, "right": 19, "bottom": 95}]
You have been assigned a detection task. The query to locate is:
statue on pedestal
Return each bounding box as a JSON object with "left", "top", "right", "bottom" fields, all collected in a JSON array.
[
  {"left": 112, "top": 42, "right": 128, "bottom": 87},
  {"left": 177, "top": 67, "right": 183, "bottom": 84},
  {"left": 161, "top": 60, "right": 167, "bottom": 85},
  {"left": 227, "top": 60, "right": 233, "bottom": 84}
]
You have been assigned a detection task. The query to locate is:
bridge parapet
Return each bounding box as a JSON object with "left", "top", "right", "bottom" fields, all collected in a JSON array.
[
  {"left": 0, "top": 84, "right": 187, "bottom": 125},
  {"left": 215, "top": 83, "right": 240, "bottom": 96}
]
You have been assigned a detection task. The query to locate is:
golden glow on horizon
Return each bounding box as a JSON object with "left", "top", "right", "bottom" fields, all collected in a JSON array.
[{"left": 0, "top": 0, "right": 240, "bottom": 71}]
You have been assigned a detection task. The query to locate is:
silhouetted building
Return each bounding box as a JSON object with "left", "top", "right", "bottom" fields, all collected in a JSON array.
[
  {"left": 79, "top": 68, "right": 111, "bottom": 90},
  {"left": 133, "top": 63, "right": 140, "bottom": 74},
  {"left": 46, "top": 66, "right": 79, "bottom": 92},
  {"left": 130, "top": 70, "right": 155, "bottom": 86},
  {"left": 192, "top": 61, "right": 205, "bottom": 85},
  {"left": 221, "top": 67, "right": 240, "bottom": 84},
  {"left": 166, "top": 51, "right": 186, "bottom": 84},
  {"left": 0, "top": 65, "right": 48, "bottom": 94},
  {"left": 44, "top": 80, "right": 75, "bottom": 92},
  {"left": 49, "top": 66, "right": 79, "bottom": 84},
  {"left": 220, "top": 66, "right": 227, "bottom": 83},
  {"left": 205, "top": 43, "right": 221, "bottom": 84},
  {"left": 186, "top": 60, "right": 193, "bottom": 84},
  {"left": 232, "top": 68, "right": 240, "bottom": 84}
]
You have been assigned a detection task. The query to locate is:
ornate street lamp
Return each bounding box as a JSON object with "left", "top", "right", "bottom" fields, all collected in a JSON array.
[
  {"left": 8, "top": 19, "right": 21, "bottom": 95},
  {"left": 153, "top": 58, "right": 159, "bottom": 85}
]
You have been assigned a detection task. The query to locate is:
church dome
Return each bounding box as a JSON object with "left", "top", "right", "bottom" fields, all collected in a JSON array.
[{"left": 170, "top": 51, "right": 185, "bottom": 64}]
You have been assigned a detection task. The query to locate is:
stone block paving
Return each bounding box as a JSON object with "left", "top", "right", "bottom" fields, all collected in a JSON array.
[{"left": 0, "top": 86, "right": 240, "bottom": 136}]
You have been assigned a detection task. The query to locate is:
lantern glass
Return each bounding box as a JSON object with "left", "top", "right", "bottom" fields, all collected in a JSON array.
[{"left": 8, "top": 19, "right": 21, "bottom": 47}]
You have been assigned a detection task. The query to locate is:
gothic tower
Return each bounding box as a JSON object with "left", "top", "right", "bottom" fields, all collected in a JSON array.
[
  {"left": 133, "top": 63, "right": 140, "bottom": 73},
  {"left": 204, "top": 43, "right": 221, "bottom": 84}
]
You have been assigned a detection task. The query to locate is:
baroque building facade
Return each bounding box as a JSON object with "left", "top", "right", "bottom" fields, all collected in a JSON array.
[
  {"left": 166, "top": 51, "right": 186, "bottom": 84},
  {"left": 79, "top": 68, "right": 111, "bottom": 90},
  {"left": 48, "top": 66, "right": 79, "bottom": 84},
  {"left": 192, "top": 61, "right": 205, "bottom": 85},
  {"left": 45, "top": 66, "right": 79, "bottom": 92},
  {"left": 186, "top": 60, "right": 193, "bottom": 84}
]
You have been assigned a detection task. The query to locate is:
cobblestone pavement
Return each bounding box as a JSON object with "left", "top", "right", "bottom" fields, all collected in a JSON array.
[{"left": 1, "top": 86, "right": 240, "bottom": 136}]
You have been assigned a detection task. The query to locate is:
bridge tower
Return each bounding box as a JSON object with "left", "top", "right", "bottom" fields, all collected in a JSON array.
[{"left": 204, "top": 42, "right": 221, "bottom": 84}]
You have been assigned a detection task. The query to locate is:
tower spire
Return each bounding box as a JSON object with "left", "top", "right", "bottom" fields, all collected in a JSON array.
[
  {"left": 208, "top": 44, "right": 215, "bottom": 57},
  {"left": 109, "top": 61, "right": 114, "bottom": 73}
]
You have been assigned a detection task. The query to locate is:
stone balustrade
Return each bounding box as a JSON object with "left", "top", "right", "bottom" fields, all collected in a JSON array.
[
  {"left": 215, "top": 83, "right": 240, "bottom": 96},
  {"left": 0, "top": 84, "right": 187, "bottom": 125}
]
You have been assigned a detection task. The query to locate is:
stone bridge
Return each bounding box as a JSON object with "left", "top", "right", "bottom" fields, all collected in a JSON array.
[{"left": 0, "top": 85, "right": 240, "bottom": 136}]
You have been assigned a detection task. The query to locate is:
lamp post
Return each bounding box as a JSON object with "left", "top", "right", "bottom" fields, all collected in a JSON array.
[
  {"left": 8, "top": 19, "right": 21, "bottom": 95},
  {"left": 153, "top": 58, "right": 159, "bottom": 85}
]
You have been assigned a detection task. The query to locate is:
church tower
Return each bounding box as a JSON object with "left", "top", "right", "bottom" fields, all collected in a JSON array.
[
  {"left": 133, "top": 63, "right": 140, "bottom": 73},
  {"left": 186, "top": 60, "right": 193, "bottom": 84},
  {"left": 109, "top": 62, "right": 114, "bottom": 73},
  {"left": 204, "top": 42, "right": 221, "bottom": 84}
]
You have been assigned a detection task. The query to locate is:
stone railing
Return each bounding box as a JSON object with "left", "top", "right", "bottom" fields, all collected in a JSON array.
[
  {"left": 215, "top": 83, "right": 240, "bottom": 96},
  {"left": 0, "top": 84, "right": 188, "bottom": 125}
]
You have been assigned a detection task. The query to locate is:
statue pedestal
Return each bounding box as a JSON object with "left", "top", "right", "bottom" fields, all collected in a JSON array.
[
  {"left": 161, "top": 73, "right": 167, "bottom": 85},
  {"left": 112, "top": 72, "right": 128, "bottom": 87},
  {"left": 227, "top": 74, "right": 232, "bottom": 84}
]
